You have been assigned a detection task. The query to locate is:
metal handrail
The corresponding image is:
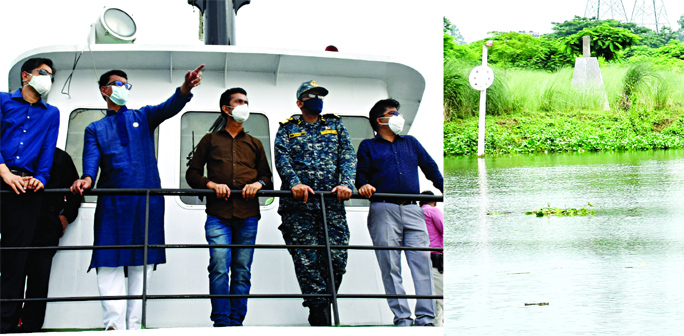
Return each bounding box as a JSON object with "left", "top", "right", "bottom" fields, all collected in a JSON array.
[{"left": 0, "top": 188, "right": 444, "bottom": 327}]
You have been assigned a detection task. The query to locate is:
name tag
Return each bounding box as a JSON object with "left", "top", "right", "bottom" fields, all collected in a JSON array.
[
  {"left": 289, "top": 132, "right": 306, "bottom": 138},
  {"left": 320, "top": 130, "right": 337, "bottom": 135}
]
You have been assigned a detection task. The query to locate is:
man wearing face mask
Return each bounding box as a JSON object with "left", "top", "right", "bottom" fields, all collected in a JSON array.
[
  {"left": 355, "top": 98, "right": 443, "bottom": 327},
  {"left": 70, "top": 65, "right": 203, "bottom": 331},
  {"left": 186, "top": 87, "right": 272, "bottom": 327},
  {"left": 274, "top": 80, "right": 356, "bottom": 326},
  {"left": 0, "top": 57, "right": 60, "bottom": 333}
]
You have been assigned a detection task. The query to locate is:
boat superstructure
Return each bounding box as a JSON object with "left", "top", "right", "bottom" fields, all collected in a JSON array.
[{"left": 4, "top": 2, "right": 442, "bottom": 328}]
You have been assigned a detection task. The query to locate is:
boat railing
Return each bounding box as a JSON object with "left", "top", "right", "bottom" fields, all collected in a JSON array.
[{"left": 0, "top": 188, "right": 443, "bottom": 327}]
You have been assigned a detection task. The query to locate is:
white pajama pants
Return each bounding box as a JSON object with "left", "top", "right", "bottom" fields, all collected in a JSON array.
[
  {"left": 432, "top": 267, "right": 444, "bottom": 327},
  {"left": 97, "top": 265, "right": 153, "bottom": 330}
]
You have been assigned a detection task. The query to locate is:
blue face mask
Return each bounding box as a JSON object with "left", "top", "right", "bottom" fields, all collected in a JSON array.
[{"left": 302, "top": 98, "right": 323, "bottom": 114}]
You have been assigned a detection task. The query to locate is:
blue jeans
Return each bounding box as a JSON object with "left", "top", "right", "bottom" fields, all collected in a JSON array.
[{"left": 205, "top": 215, "right": 259, "bottom": 326}]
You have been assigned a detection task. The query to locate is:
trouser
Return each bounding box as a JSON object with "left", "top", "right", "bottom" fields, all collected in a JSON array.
[
  {"left": 96, "top": 265, "right": 153, "bottom": 330},
  {"left": 279, "top": 209, "right": 349, "bottom": 309},
  {"left": 205, "top": 215, "right": 258, "bottom": 327},
  {"left": 18, "top": 247, "right": 58, "bottom": 332},
  {"left": 432, "top": 265, "right": 444, "bottom": 327},
  {"left": 0, "top": 190, "right": 43, "bottom": 333},
  {"left": 368, "top": 202, "right": 435, "bottom": 327}
]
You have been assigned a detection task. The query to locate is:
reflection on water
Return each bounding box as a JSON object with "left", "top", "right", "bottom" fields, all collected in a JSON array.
[{"left": 444, "top": 150, "right": 684, "bottom": 335}]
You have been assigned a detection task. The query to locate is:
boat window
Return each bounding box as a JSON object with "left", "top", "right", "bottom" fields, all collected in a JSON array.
[
  {"left": 65, "top": 108, "right": 159, "bottom": 203},
  {"left": 179, "top": 112, "right": 273, "bottom": 206},
  {"left": 339, "top": 116, "right": 374, "bottom": 208}
]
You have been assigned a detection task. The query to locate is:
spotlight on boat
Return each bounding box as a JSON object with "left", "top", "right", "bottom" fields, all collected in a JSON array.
[{"left": 90, "top": 8, "right": 137, "bottom": 44}]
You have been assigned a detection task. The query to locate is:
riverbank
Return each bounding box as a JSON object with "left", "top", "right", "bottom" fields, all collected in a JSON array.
[{"left": 444, "top": 108, "right": 684, "bottom": 155}]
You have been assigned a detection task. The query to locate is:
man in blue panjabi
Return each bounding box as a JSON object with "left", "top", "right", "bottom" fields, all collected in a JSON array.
[{"left": 70, "top": 64, "right": 204, "bottom": 331}]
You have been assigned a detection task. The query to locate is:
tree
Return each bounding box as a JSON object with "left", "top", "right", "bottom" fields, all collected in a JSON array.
[
  {"left": 562, "top": 24, "right": 641, "bottom": 61},
  {"left": 444, "top": 16, "right": 466, "bottom": 45},
  {"left": 678, "top": 15, "right": 684, "bottom": 42}
]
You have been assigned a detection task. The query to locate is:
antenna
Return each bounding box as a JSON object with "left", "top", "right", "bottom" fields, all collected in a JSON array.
[
  {"left": 631, "top": 0, "right": 670, "bottom": 33},
  {"left": 584, "top": 0, "right": 629, "bottom": 21}
]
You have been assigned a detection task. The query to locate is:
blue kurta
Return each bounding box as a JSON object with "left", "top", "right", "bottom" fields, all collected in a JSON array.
[{"left": 82, "top": 87, "right": 192, "bottom": 270}]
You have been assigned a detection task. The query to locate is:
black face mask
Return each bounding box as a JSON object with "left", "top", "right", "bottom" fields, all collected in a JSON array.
[{"left": 302, "top": 98, "right": 323, "bottom": 114}]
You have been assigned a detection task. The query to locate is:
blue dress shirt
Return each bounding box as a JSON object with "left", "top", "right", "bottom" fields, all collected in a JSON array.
[
  {"left": 0, "top": 90, "right": 60, "bottom": 185},
  {"left": 355, "top": 134, "right": 443, "bottom": 194}
]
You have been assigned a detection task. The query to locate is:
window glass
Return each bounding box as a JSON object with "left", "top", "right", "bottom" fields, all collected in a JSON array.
[
  {"left": 339, "top": 116, "right": 374, "bottom": 207},
  {"left": 179, "top": 112, "right": 272, "bottom": 206},
  {"left": 65, "top": 108, "right": 158, "bottom": 203}
]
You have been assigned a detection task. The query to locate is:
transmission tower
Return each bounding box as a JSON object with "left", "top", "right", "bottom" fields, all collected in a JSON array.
[
  {"left": 584, "top": 0, "right": 629, "bottom": 22},
  {"left": 631, "top": 0, "right": 670, "bottom": 33}
]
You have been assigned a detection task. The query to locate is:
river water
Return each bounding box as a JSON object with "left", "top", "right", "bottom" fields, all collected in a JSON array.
[{"left": 444, "top": 150, "right": 684, "bottom": 335}]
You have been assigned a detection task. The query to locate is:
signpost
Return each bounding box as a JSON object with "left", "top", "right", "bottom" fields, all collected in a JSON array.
[{"left": 469, "top": 40, "right": 494, "bottom": 157}]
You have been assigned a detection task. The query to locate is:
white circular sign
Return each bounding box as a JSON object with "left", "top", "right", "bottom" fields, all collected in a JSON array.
[{"left": 469, "top": 65, "right": 494, "bottom": 91}]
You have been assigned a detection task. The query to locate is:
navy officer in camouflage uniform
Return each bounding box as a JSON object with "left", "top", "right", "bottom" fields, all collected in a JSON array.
[{"left": 274, "top": 80, "right": 356, "bottom": 326}]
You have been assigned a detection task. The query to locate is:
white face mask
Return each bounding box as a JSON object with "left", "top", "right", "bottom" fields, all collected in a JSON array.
[
  {"left": 108, "top": 85, "right": 130, "bottom": 106},
  {"left": 27, "top": 74, "right": 52, "bottom": 96},
  {"left": 379, "top": 115, "right": 405, "bottom": 135},
  {"left": 229, "top": 104, "right": 250, "bottom": 123}
]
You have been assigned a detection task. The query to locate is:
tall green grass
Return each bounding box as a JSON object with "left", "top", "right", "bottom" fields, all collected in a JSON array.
[{"left": 443, "top": 60, "right": 684, "bottom": 121}]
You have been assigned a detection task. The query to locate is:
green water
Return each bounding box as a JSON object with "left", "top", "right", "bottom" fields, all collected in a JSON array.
[{"left": 444, "top": 150, "right": 684, "bottom": 335}]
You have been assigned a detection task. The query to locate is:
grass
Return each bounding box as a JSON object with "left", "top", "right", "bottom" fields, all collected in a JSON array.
[{"left": 444, "top": 60, "right": 684, "bottom": 155}]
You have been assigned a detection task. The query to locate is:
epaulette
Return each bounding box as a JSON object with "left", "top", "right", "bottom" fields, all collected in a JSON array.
[
  {"left": 322, "top": 113, "right": 341, "bottom": 119},
  {"left": 280, "top": 117, "right": 294, "bottom": 125}
]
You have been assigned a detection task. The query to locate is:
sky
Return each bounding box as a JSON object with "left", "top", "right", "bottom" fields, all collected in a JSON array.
[
  {"left": 0, "top": 0, "right": 440, "bottom": 92},
  {"left": 447, "top": 0, "right": 684, "bottom": 43}
]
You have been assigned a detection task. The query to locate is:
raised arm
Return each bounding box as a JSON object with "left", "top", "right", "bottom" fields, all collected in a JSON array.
[{"left": 145, "top": 64, "right": 204, "bottom": 129}]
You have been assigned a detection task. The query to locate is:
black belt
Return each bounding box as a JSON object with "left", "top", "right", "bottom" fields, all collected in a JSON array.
[
  {"left": 375, "top": 200, "right": 417, "bottom": 206},
  {"left": 10, "top": 168, "right": 33, "bottom": 177}
]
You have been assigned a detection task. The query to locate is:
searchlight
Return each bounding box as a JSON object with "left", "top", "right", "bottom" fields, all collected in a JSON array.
[{"left": 90, "top": 8, "right": 137, "bottom": 44}]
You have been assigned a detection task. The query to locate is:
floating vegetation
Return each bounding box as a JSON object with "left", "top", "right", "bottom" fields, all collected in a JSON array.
[{"left": 526, "top": 203, "right": 595, "bottom": 217}]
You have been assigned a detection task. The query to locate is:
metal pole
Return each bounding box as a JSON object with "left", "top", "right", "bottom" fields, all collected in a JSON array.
[
  {"left": 477, "top": 44, "right": 488, "bottom": 157},
  {"left": 141, "top": 190, "right": 150, "bottom": 328},
  {"left": 319, "top": 193, "right": 340, "bottom": 326}
]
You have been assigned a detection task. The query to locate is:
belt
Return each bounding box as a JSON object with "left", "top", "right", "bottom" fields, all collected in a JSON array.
[
  {"left": 375, "top": 200, "right": 417, "bottom": 206},
  {"left": 10, "top": 168, "right": 33, "bottom": 177}
]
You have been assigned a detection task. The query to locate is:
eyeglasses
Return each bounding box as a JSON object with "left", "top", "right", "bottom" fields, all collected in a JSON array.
[
  {"left": 106, "top": 81, "right": 133, "bottom": 90},
  {"left": 28, "top": 69, "right": 53, "bottom": 79},
  {"left": 382, "top": 111, "right": 400, "bottom": 117},
  {"left": 300, "top": 93, "right": 326, "bottom": 101}
]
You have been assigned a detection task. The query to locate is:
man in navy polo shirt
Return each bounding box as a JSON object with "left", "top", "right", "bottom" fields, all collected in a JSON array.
[
  {"left": 0, "top": 57, "right": 60, "bottom": 333},
  {"left": 355, "top": 98, "right": 443, "bottom": 327}
]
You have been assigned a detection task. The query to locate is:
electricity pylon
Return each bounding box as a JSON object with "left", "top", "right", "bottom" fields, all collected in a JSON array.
[
  {"left": 584, "top": 0, "right": 629, "bottom": 21},
  {"left": 631, "top": 0, "right": 670, "bottom": 33}
]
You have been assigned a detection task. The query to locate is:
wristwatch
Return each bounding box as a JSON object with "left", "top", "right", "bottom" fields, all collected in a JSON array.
[{"left": 257, "top": 180, "right": 266, "bottom": 187}]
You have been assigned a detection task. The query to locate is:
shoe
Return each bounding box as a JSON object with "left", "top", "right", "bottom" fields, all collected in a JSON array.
[
  {"left": 308, "top": 305, "right": 331, "bottom": 326},
  {"left": 423, "top": 323, "right": 435, "bottom": 326}
]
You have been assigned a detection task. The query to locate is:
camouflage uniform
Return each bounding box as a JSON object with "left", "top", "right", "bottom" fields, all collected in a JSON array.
[{"left": 274, "top": 114, "right": 356, "bottom": 308}]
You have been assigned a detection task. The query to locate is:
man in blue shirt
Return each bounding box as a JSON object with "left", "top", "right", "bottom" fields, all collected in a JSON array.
[
  {"left": 70, "top": 64, "right": 203, "bottom": 331},
  {"left": 355, "top": 98, "right": 443, "bottom": 327},
  {"left": 0, "top": 57, "right": 60, "bottom": 333}
]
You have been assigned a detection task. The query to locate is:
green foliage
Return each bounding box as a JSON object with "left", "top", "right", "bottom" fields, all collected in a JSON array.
[
  {"left": 444, "top": 16, "right": 466, "bottom": 45},
  {"left": 656, "top": 39, "right": 684, "bottom": 60},
  {"left": 549, "top": 16, "right": 673, "bottom": 48},
  {"left": 678, "top": 15, "right": 684, "bottom": 42},
  {"left": 562, "top": 24, "right": 641, "bottom": 61},
  {"left": 443, "top": 63, "right": 684, "bottom": 156},
  {"left": 526, "top": 203, "right": 595, "bottom": 217},
  {"left": 470, "top": 32, "right": 573, "bottom": 71},
  {"left": 443, "top": 59, "right": 515, "bottom": 120},
  {"left": 638, "top": 27, "right": 678, "bottom": 48}
]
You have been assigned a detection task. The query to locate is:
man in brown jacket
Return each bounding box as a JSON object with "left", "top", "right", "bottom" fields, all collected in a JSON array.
[{"left": 186, "top": 87, "right": 272, "bottom": 327}]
